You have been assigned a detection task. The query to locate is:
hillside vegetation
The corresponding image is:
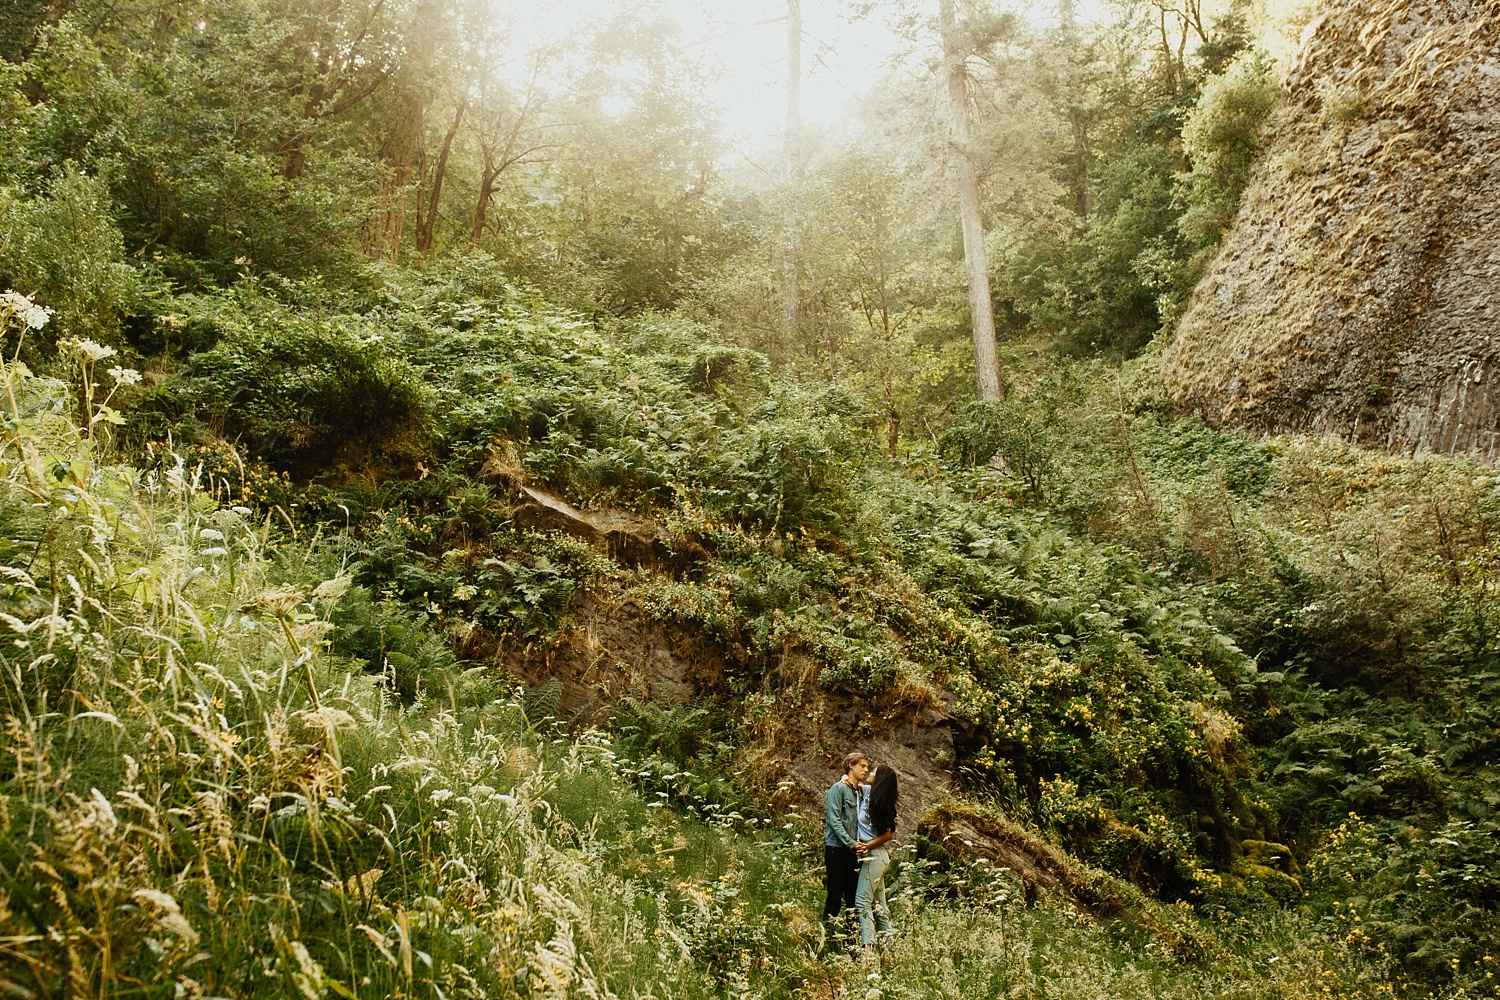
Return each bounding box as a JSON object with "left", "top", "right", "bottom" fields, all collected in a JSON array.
[{"left": 1, "top": 1, "right": 1498, "bottom": 998}]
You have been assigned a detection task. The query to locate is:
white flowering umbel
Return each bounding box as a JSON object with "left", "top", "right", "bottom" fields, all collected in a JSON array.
[
  {"left": 58, "top": 336, "right": 137, "bottom": 444},
  {"left": 0, "top": 290, "right": 54, "bottom": 331},
  {"left": 59, "top": 336, "right": 116, "bottom": 363},
  {"left": 0, "top": 291, "right": 56, "bottom": 460},
  {"left": 108, "top": 365, "right": 143, "bottom": 386}
]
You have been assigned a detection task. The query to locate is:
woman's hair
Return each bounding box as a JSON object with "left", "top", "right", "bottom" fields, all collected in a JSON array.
[{"left": 867, "top": 766, "right": 899, "bottom": 837}]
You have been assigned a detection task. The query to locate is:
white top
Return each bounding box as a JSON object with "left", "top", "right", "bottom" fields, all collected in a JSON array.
[{"left": 856, "top": 784, "right": 875, "bottom": 842}]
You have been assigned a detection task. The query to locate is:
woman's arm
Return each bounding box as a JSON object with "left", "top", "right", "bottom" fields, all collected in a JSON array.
[{"left": 860, "top": 830, "right": 893, "bottom": 851}]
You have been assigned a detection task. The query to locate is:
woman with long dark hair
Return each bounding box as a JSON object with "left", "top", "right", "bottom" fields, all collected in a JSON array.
[{"left": 854, "top": 765, "right": 898, "bottom": 949}]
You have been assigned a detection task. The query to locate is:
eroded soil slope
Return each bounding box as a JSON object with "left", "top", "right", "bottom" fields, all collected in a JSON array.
[{"left": 493, "top": 483, "right": 963, "bottom": 822}]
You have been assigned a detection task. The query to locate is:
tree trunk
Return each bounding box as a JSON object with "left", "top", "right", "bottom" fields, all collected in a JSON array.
[
  {"left": 470, "top": 167, "right": 498, "bottom": 247},
  {"left": 282, "top": 9, "right": 338, "bottom": 181},
  {"left": 1070, "top": 112, "right": 1094, "bottom": 216},
  {"left": 282, "top": 58, "right": 330, "bottom": 180},
  {"left": 283, "top": 131, "right": 311, "bottom": 180},
  {"left": 11, "top": 0, "right": 74, "bottom": 77},
  {"left": 1157, "top": 9, "right": 1178, "bottom": 97},
  {"left": 366, "top": 0, "right": 441, "bottom": 262},
  {"left": 367, "top": 97, "right": 421, "bottom": 261},
  {"left": 415, "top": 99, "right": 465, "bottom": 255},
  {"left": 887, "top": 400, "right": 901, "bottom": 457},
  {"left": 939, "top": 0, "right": 1002, "bottom": 402},
  {"left": 780, "top": 0, "right": 802, "bottom": 350}
]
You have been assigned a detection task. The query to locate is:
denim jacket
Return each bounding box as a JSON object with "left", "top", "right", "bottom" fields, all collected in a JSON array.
[{"left": 824, "top": 779, "right": 859, "bottom": 848}]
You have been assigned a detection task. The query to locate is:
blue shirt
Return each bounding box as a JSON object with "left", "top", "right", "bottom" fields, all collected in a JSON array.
[
  {"left": 856, "top": 785, "right": 875, "bottom": 842},
  {"left": 824, "top": 779, "right": 859, "bottom": 848}
]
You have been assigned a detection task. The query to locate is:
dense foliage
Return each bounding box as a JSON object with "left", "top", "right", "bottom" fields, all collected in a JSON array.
[
  {"left": 0, "top": 289, "right": 1409, "bottom": 1000},
  {"left": 2, "top": 0, "right": 1497, "bottom": 997}
]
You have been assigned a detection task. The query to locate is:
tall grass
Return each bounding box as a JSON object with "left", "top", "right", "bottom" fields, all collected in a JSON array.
[{"left": 0, "top": 299, "right": 822, "bottom": 998}]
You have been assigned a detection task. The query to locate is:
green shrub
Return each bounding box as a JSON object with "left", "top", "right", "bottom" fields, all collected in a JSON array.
[
  {"left": 329, "top": 585, "right": 457, "bottom": 698},
  {"left": 1179, "top": 51, "right": 1281, "bottom": 249},
  {"left": 614, "top": 695, "right": 723, "bottom": 765},
  {"left": 180, "top": 300, "right": 429, "bottom": 474},
  {"left": 941, "top": 398, "right": 1061, "bottom": 500},
  {"left": 0, "top": 171, "right": 137, "bottom": 348}
]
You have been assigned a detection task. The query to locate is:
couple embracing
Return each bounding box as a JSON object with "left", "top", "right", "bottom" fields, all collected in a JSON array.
[{"left": 823, "top": 751, "right": 898, "bottom": 950}]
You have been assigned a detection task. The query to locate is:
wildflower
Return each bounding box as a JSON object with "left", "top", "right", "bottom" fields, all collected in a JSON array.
[
  {"left": 59, "top": 337, "right": 118, "bottom": 362},
  {"left": 345, "top": 868, "right": 383, "bottom": 897},
  {"left": 108, "top": 365, "right": 142, "bottom": 385},
  {"left": 245, "top": 583, "right": 307, "bottom": 618},
  {"left": 295, "top": 706, "right": 354, "bottom": 734},
  {"left": 0, "top": 290, "right": 53, "bottom": 329},
  {"left": 312, "top": 574, "right": 352, "bottom": 603}
]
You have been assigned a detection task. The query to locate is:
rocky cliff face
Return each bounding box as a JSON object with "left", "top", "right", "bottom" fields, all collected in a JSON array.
[{"left": 1163, "top": 0, "right": 1500, "bottom": 460}]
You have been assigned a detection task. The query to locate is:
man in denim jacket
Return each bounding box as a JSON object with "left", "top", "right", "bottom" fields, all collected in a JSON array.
[{"left": 823, "top": 751, "right": 868, "bottom": 922}]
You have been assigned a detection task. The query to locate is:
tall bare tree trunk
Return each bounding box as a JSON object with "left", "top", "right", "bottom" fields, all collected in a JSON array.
[
  {"left": 282, "top": 46, "right": 332, "bottom": 181},
  {"left": 1058, "top": 0, "right": 1094, "bottom": 217},
  {"left": 780, "top": 0, "right": 802, "bottom": 350},
  {"left": 415, "top": 99, "right": 465, "bottom": 255},
  {"left": 1069, "top": 113, "right": 1095, "bottom": 216},
  {"left": 939, "top": 0, "right": 1002, "bottom": 402}
]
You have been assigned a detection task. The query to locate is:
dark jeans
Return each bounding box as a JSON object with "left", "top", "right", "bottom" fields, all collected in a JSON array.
[{"left": 822, "top": 845, "right": 859, "bottom": 921}]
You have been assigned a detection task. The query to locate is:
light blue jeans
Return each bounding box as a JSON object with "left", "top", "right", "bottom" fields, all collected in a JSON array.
[{"left": 855, "top": 846, "right": 892, "bottom": 946}]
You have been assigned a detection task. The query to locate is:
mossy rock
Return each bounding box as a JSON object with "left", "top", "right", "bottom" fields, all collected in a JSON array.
[{"left": 1237, "top": 839, "right": 1301, "bottom": 876}]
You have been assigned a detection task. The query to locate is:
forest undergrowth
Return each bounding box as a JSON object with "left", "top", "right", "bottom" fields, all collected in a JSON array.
[
  {"left": 0, "top": 277, "right": 1495, "bottom": 999},
  {"left": 0, "top": 286, "right": 1420, "bottom": 1000}
]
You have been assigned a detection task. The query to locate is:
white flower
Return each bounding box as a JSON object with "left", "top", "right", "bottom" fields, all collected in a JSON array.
[
  {"left": 59, "top": 337, "right": 117, "bottom": 362},
  {"left": 0, "top": 290, "right": 53, "bottom": 330},
  {"left": 108, "top": 366, "right": 142, "bottom": 386}
]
